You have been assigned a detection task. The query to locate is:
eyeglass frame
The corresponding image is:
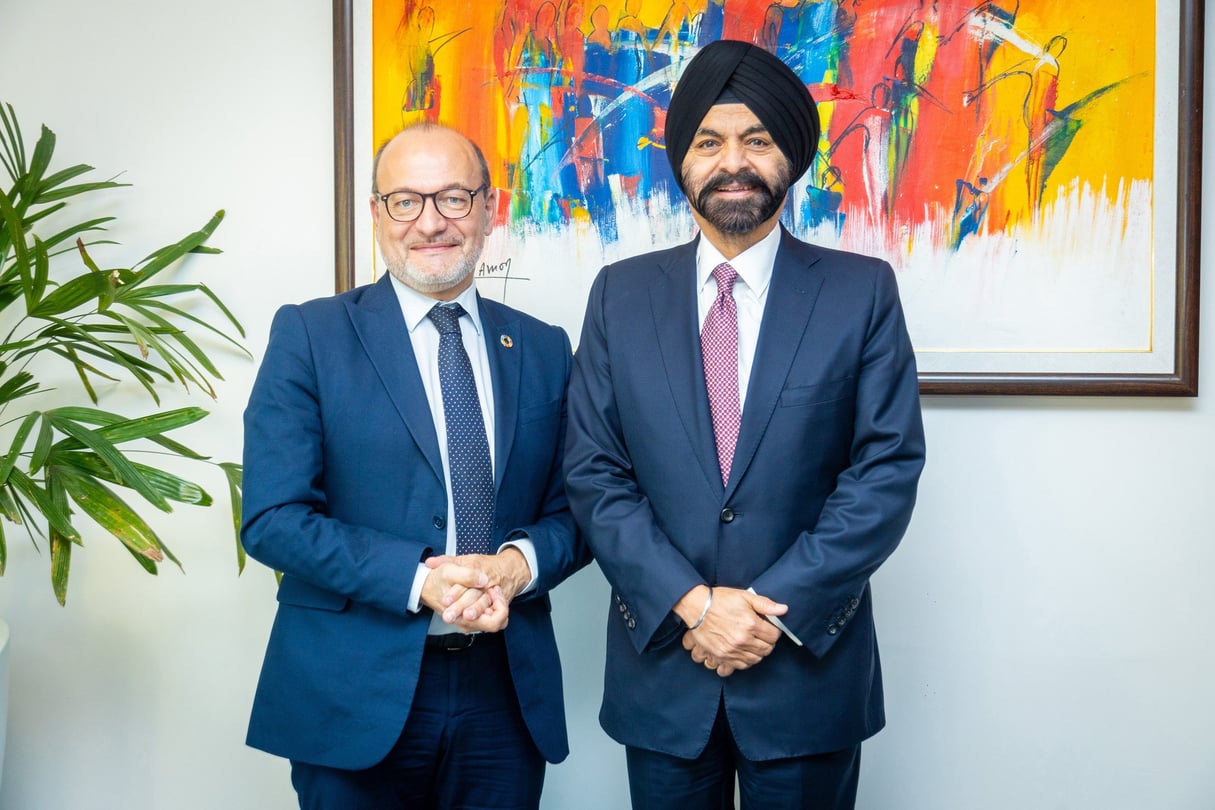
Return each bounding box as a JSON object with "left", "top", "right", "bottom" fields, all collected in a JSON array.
[{"left": 375, "top": 184, "right": 490, "bottom": 223}]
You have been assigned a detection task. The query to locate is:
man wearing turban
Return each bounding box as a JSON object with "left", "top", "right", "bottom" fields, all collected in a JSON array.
[{"left": 565, "top": 40, "right": 926, "bottom": 808}]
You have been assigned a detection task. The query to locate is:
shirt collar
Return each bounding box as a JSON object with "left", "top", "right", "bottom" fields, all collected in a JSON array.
[
  {"left": 389, "top": 274, "right": 484, "bottom": 337},
  {"left": 696, "top": 223, "right": 781, "bottom": 298}
]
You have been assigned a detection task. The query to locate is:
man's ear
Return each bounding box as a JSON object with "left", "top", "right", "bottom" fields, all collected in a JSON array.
[
  {"left": 483, "top": 186, "right": 498, "bottom": 235},
  {"left": 369, "top": 194, "right": 381, "bottom": 226}
]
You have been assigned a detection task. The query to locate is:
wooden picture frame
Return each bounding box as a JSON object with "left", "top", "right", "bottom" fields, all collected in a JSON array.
[{"left": 332, "top": 0, "right": 1203, "bottom": 396}]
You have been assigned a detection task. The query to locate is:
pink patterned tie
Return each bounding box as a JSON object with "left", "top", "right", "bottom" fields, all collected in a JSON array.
[{"left": 701, "top": 262, "right": 740, "bottom": 486}]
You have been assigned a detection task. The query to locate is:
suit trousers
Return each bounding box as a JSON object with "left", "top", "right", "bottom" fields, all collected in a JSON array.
[
  {"left": 624, "top": 696, "right": 861, "bottom": 810},
  {"left": 289, "top": 633, "right": 544, "bottom": 810}
]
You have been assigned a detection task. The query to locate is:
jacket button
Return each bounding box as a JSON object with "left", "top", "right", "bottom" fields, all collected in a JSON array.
[
  {"left": 719, "top": 508, "right": 735, "bottom": 523},
  {"left": 627, "top": 618, "right": 636, "bottom": 629},
  {"left": 432, "top": 516, "right": 446, "bottom": 530},
  {"left": 827, "top": 626, "right": 838, "bottom": 635},
  {"left": 850, "top": 598, "right": 859, "bottom": 608}
]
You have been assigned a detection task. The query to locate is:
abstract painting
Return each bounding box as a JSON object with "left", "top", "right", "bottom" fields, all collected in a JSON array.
[{"left": 335, "top": 0, "right": 1201, "bottom": 394}]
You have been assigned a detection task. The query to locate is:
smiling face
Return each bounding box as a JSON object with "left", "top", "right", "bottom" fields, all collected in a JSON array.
[
  {"left": 679, "top": 103, "right": 793, "bottom": 257},
  {"left": 370, "top": 126, "right": 495, "bottom": 300}
]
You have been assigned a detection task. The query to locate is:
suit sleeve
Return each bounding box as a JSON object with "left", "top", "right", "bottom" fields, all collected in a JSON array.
[
  {"left": 507, "top": 326, "right": 591, "bottom": 598},
  {"left": 240, "top": 305, "right": 424, "bottom": 616},
  {"left": 749, "top": 263, "right": 925, "bottom": 658},
  {"left": 565, "top": 269, "right": 705, "bottom": 653}
]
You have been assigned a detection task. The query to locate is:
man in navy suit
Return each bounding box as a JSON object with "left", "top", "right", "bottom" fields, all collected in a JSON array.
[
  {"left": 243, "top": 123, "right": 588, "bottom": 809},
  {"left": 565, "top": 40, "right": 926, "bottom": 809}
]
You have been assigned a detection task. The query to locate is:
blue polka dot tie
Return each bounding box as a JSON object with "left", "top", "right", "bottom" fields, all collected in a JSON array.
[{"left": 427, "top": 303, "right": 494, "bottom": 555}]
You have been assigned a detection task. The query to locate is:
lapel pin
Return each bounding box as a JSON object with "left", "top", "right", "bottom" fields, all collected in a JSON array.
[{"left": 500, "top": 334, "right": 514, "bottom": 348}]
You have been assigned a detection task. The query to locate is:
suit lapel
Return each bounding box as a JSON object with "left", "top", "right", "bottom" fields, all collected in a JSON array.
[
  {"left": 727, "top": 231, "right": 826, "bottom": 498},
  {"left": 650, "top": 239, "right": 723, "bottom": 492},
  {"left": 345, "top": 274, "right": 444, "bottom": 484},
  {"left": 477, "top": 297, "right": 520, "bottom": 494}
]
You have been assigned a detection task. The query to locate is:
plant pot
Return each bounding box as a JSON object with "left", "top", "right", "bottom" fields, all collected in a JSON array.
[{"left": 0, "top": 618, "right": 8, "bottom": 788}]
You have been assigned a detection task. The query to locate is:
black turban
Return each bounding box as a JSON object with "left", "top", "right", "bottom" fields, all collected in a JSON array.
[{"left": 664, "top": 40, "right": 820, "bottom": 191}]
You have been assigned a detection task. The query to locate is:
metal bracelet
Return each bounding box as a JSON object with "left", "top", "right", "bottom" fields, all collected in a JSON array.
[{"left": 689, "top": 587, "right": 713, "bottom": 630}]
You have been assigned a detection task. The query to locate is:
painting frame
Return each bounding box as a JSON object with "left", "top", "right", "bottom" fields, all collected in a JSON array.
[{"left": 331, "top": 0, "right": 1203, "bottom": 396}]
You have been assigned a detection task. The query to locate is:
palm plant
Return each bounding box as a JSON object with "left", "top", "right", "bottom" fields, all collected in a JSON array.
[{"left": 0, "top": 102, "right": 248, "bottom": 604}]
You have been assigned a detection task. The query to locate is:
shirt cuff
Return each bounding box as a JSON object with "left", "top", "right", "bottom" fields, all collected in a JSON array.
[
  {"left": 408, "top": 563, "right": 429, "bottom": 613},
  {"left": 500, "top": 536, "right": 538, "bottom": 594},
  {"left": 748, "top": 586, "right": 803, "bottom": 646}
]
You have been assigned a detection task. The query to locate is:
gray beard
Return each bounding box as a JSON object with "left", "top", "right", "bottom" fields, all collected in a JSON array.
[{"left": 383, "top": 252, "right": 477, "bottom": 295}]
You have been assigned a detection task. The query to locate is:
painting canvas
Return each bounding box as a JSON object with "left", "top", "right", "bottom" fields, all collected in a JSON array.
[{"left": 339, "top": 0, "right": 1199, "bottom": 394}]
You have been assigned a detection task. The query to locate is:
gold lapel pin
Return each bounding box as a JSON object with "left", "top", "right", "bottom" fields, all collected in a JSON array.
[{"left": 500, "top": 334, "right": 514, "bottom": 348}]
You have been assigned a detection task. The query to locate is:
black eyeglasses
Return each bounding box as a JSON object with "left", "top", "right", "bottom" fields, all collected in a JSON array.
[{"left": 377, "top": 185, "right": 488, "bottom": 223}]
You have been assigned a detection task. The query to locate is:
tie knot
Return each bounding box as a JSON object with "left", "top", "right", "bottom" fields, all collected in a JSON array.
[
  {"left": 427, "top": 303, "right": 467, "bottom": 335},
  {"left": 712, "top": 262, "right": 738, "bottom": 295}
]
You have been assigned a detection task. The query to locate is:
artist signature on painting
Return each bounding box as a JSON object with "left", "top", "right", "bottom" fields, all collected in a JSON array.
[{"left": 476, "top": 257, "right": 528, "bottom": 302}]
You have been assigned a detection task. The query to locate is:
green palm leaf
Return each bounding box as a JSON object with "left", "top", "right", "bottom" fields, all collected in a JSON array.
[
  {"left": 45, "top": 411, "right": 171, "bottom": 511},
  {"left": 7, "top": 467, "right": 79, "bottom": 541},
  {"left": 43, "top": 405, "right": 212, "bottom": 459},
  {"left": 49, "top": 527, "right": 72, "bottom": 605},
  {"left": 38, "top": 215, "right": 115, "bottom": 253},
  {"left": 22, "top": 125, "right": 55, "bottom": 199},
  {"left": 37, "top": 180, "right": 127, "bottom": 204},
  {"left": 0, "top": 411, "right": 40, "bottom": 483},
  {"left": 0, "top": 483, "right": 22, "bottom": 523},
  {"left": 0, "top": 103, "right": 26, "bottom": 179},
  {"left": 20, "top": 201, "right": 66, "bottom": 231},
  {"left": 0, "top": 186, "right": 35, "bottom": 303},
  {"left": 48, "top": 470, "right": 72, "bottom": 605},
  {"left": 55, "top": 466, "right": 167, "bottom": 566},
  {"left": 131, "top": 210, "right": 224, "bottom": 283},
  {"left": 121, "top": 296, "right": 248, "bottom": 353},
  {"left": 28, "top": 263, "right": 108, "bottom": 317},
  {"left": 220, "top": 462, "right": 245, "bottom": 573},
  {"left": 59, "top": 451, "right": 213, "bottom": 507},
  {"left": 0, "top": 368, "right": 38, "bottom": 408}
]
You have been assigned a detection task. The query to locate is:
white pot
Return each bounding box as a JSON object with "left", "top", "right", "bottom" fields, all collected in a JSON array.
[{"left": 0, "top": 618, "right": 8, "bottom": 789}]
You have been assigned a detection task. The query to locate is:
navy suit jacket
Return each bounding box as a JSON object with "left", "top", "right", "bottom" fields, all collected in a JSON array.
[
  {"left": 565, "top": 228, "right": 925, "bottom": 760},
  {"left": 243, "top": 274, "right": 588, "bottom": 769}
]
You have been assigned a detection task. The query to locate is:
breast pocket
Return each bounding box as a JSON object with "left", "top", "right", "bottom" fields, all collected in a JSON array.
[
  {"left": 778, "top": 376, "right": 856, "bottom": 409},
  {"left": 519, "top": 397, "right": 561, "bottom": 425}
]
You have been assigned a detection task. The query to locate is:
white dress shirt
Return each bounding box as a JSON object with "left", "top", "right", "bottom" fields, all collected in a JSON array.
[
  {"left": 388, "top": 276, "right": 537, "bottom": 632},
  {"left": 695, "top": 224, "right": 802, "bottom": 646},
  {"left": 695, "top": 223, "right": 780, "bottom": 411}
]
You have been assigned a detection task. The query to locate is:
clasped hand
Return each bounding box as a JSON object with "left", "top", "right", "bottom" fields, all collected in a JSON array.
[
  {"left": 679, "top": 586, "right": 787, "bottom": 677},
  {"left": 421, "top": 547, "right": 531, "bottom": 633}
]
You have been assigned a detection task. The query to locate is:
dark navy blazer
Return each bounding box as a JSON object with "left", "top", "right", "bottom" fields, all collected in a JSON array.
[
  {"left": 565, "top": 228, "right": 925, "bottom": 760},
  {"left": 243, "top": 273, "right": 588, "bottom": 769}
]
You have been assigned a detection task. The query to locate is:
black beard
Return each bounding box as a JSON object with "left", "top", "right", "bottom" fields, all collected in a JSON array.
[{"left": 685, "top": 168, "right": 791, "bottom": 233}]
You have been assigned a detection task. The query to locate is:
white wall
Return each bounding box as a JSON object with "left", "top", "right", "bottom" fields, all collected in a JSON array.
[{"left": 1, "top": 3, "right": 1213, "bottom": 809}]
